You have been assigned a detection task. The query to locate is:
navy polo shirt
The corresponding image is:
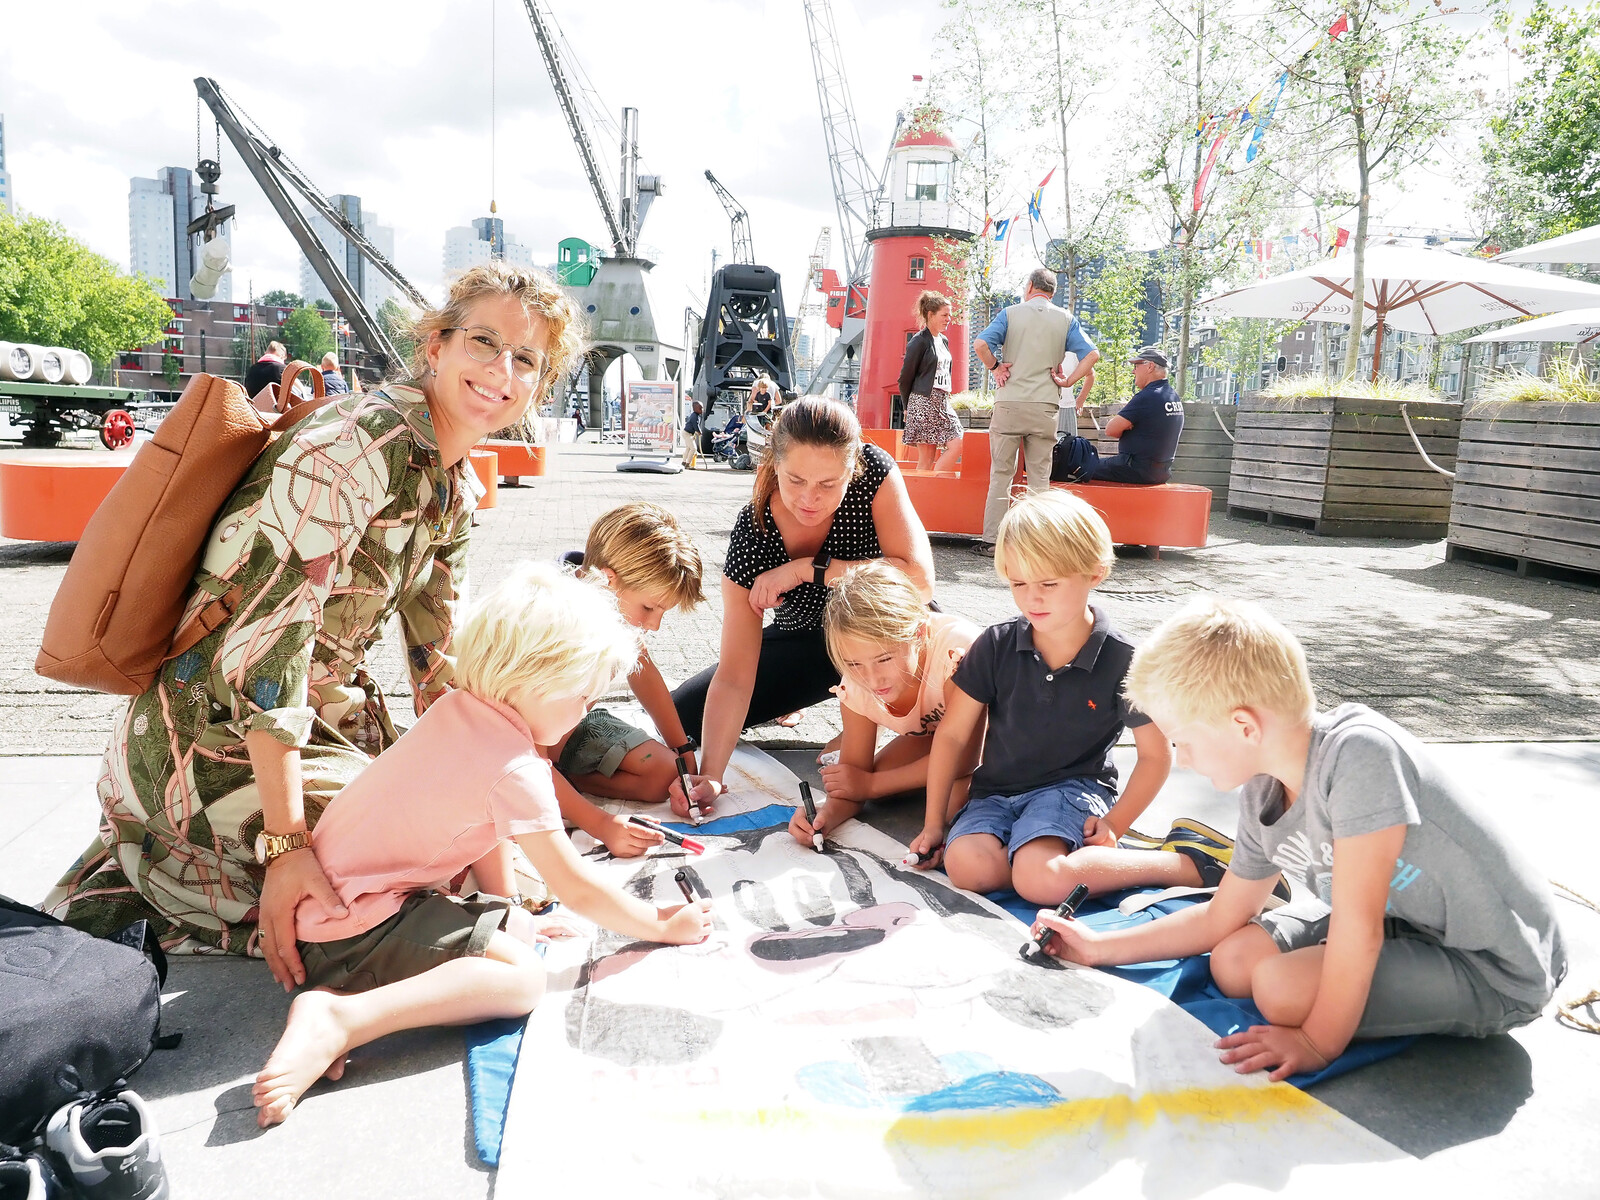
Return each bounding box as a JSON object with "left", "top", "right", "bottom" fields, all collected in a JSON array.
[
  {"left": 952, "top": 606, "right": 1149, "bottom": 798},
  {"left": 1116, "top": 380, "right": 1184, "bottom": 466}
]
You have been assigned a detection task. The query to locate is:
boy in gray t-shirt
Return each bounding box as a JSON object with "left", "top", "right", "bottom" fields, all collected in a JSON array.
[{"left": 1030, "top": 597, "right": 1566, "bottom": 1082}]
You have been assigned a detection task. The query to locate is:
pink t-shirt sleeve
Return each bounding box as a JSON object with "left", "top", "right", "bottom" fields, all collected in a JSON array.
[
  {"left": 923, "top": 614, "right": 978, "bottom": 700},
  {"left": 487, "top": 756, "right": 564, "bottom": 837}
]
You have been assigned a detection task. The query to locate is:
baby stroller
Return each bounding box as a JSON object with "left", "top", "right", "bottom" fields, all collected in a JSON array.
[{"left": 710, "top": 415, "right": 752, "bottom": 469}]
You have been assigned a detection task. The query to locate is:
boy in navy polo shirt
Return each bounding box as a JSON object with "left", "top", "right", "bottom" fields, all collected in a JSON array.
[
  {"left": 910, "top": 492, "right": 1222, "bottom": 906},
  {"left": 1052, "top": 347, "right": 1185, "bottom": 484}
]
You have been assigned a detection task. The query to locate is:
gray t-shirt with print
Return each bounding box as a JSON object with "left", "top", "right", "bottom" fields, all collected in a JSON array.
[{"left": 1230, "top": 704, "right": 1566, "bottom": 1009}]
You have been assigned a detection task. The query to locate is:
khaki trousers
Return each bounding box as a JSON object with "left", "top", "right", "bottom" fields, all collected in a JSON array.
[{"left": 983, "top": 401, "right": 1060, "bottom": 542}]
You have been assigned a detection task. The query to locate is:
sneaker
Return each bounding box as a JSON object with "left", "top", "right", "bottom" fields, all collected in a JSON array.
[
  {"left": 1159, "top": 818, "right": 1235, "bottom": 888},
  {"left": 44, "top": 1089, "right": 168, "bottom": 1200},
  {"left": 0, "top": 1149, "right": 70, "bottom": 1200},
  {"left": 972, "top": 542, "right": 997, "bottom": 557}
]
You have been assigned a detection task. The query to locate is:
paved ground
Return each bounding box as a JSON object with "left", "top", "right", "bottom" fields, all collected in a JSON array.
[{"left": 2, "top": 440, "right": 1598, "bottom": 1197}]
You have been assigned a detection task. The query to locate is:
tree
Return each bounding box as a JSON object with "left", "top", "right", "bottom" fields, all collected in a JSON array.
[
  {"left": 1133, "top": 0, "right": 1286, "bottom": 398},
  {"left": 1081, "top": 252, "right": 1152, "bottom": 396},
  {"left": 161, "top": 352, "right": 181, "bottom": 389},
  {"left": 0, "top": 213, "right": 172, "bottom": 367},
  {"left": 1268, "top": 0, "right": 1477, "bottom": 378},
  {"left": 258, "top": 289, "right": 307, "bottom": 309},
  {"left": 1478, "top": 1, "right": 1600, "bottom": 248},
  {"left": 280, "top": 306, "right": 335, "bottom": 364}
]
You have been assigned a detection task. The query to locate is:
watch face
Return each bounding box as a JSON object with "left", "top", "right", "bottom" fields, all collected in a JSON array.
[{"left": 254, "top": 832, "right": 268, "bottom": 864}]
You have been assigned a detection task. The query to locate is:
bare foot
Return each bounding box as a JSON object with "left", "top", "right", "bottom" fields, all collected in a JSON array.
[
  {"left": 254, "top": 990, "right": 352, "bottom": 1127},
  {"left": 774, "top": 711, "right": 804, "bottom": 728}
]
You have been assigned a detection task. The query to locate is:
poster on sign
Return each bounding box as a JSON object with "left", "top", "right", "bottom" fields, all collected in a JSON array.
[{"left": 624, "top": 380, "right": 678, "bottom": 458}]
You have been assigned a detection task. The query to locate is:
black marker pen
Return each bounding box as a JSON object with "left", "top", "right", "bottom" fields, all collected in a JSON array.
[
  {"left": 1021, "top": 883, "right": 1090, "bottom": 959},
  {"left": 798, "top": 781, "right": 824, "bottom": 853},
  {"left": 674, "top": 868, "right": 696, "bottom": 906}
]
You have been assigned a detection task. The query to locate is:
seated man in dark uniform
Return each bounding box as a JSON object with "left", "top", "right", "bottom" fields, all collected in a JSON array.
[{"left": 1051, "top": 347, "right": 1184, "bottom": 484}]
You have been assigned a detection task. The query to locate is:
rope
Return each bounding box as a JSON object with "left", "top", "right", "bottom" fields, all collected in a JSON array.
[
  {"left": 1552, "top": 879, "right": 1600, "bottom": 1034},
  {"left": 1398, "top": 402, "right": 1455, "bottom": 479},
  {"left": 1213, "top": 404, "right": 1235, "bottom": 443}
]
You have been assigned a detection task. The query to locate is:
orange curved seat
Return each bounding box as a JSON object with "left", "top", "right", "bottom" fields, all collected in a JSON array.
[
  {"left": 480, "top": 440, "right": 547, "bottom": 483},
  {"left": 0, "top": 450, "right": 132, "bottom": 542},
  {"left": 468, "top": 448, "right": 499, "bottom": 510}
]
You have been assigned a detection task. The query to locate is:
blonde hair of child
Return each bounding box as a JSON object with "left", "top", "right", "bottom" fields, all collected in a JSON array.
[
  {"left": 1124, "top": 595, "right": 1316, "bottom": 730},
  {"left": 822, "top": 562, "right": 930, "bottom": 678},
  {"left": 453, "top": 562, "right": 640, "bottom": 706},
  {"left": 994, "top": 491, "right": 1114, "bottom": 583},
  {"left": 580, "top": 502, "right": 706, "bottom": 610}
]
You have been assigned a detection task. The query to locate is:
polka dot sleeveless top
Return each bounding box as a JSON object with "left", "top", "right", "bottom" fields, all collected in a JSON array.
[{"left": 723, "top": 441, "right": 895, "bottom": 632}]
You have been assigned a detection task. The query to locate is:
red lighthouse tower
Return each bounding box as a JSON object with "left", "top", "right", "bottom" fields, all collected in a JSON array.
[{"left": 857, "top": 123, "right": 977, "bottom": 430}]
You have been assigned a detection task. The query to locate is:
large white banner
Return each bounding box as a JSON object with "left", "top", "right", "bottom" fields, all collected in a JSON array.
[{"left": 625, "top": 380, "right": 679, "bottom": 458}]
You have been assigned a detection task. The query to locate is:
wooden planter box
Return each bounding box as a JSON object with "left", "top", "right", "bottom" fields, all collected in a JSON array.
[
  {"left": 957, "top": 410, "right": 992, "bottom": 430},
  {"left": 1227, "top": 395, "right": 1460, "bottom": 537},
  {"left": 1082, "top": 402, "right": 1236, "bottom": 508},
  {"left": 1447, "top": 400, "right": 1600, "bottom": 581}
]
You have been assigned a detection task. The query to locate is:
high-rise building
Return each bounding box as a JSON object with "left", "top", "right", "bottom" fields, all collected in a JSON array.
[
  {"left": 297, "top": 194, "right": 396, "bottom": 313},
  {"left": 0, "top": 114, "right": 13, "bottom": 215},
  {"left": 443, "top": 217, "right": 534, "bottom": 279},
  {"left": 128, "top": 166, "right": 231, "bottom": 301}
]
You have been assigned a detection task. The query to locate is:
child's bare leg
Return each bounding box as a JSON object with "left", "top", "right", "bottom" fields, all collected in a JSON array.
[
  {"left": 934, "top": 434, "right": 962, "bottom": 472},
  {"left": 944, "top": 833, "right": 1012, "bottom": 894},
  {"left": 566, "top": 740, "right": 678, "bottom": 803},
  {"left": 254, "top": 932, "right": 544, "bottom": 1128},
  {"left": 1249, "top": 944, "right": 1325, "bottom": 1027},
  {"left": 1010, "top": 836, "right": 1081, "bottom": 905},
  {"left": 1208, "top": 923, "right": 1282, "bottom": 999}
]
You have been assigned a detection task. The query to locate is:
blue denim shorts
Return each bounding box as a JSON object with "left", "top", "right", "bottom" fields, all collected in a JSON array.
[{"left": 948, "top": 777, "right": 1115, "bottom": 860}]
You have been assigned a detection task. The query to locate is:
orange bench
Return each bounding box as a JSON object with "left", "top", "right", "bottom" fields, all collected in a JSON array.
[
  {"left": 468, "top": 448, "right": 499, "bottom": 510},
  {"left": 864, "top": 429, "right": 1210, "bottom": 549},
  {"left": 481, "top": 440, "right": 549, "bottom": 485},
  {"left": 0, "top": 450, "right": 132, "bottom": 542}
]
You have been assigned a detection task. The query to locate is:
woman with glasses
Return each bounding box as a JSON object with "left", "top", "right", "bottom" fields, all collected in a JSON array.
[{"left": 46, "top": 262, "right": 584, "bottom": 992}]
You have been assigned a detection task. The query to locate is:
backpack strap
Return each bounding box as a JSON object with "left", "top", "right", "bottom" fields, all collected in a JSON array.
[{"left": 164, "top": 583, "right": 243, "bottom": 663}]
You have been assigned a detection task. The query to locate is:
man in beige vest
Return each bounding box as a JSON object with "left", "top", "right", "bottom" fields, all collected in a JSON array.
[{"left": 971, "top": 267, "right": 1100, "bottom": 551}]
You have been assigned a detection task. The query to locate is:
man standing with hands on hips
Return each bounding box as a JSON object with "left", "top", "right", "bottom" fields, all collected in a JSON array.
[{"left": 972, "top": 267, "right": 1099, "bottom": 556}]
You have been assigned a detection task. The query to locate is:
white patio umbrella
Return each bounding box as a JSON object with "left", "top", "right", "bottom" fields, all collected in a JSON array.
[
  {"left": 1492, "top": 223, "right": 1600, "bottom": 265},
  {"left": 1198, "top": 244, "right": 1600, "bottom": 379},
  {"left": 1465, "top": 308, "right": 1600, "bottom": 346}
]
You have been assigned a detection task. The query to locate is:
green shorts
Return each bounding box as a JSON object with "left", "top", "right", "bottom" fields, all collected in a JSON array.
[
  {"left": 298, "top": 892, "right": 514, "bottom": 993},
  {"left": 557, "top": 708, "right": 651, "bottom": 778}
]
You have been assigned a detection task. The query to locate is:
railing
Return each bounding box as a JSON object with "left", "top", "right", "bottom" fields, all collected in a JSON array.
[{"left": 871, "top": 199, "right": 983, "bottom": 233}]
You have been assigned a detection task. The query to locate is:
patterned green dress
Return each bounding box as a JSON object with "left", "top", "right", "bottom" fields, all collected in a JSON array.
[{"left": 44, "top": 384, "right": 482, "bottom": 954}]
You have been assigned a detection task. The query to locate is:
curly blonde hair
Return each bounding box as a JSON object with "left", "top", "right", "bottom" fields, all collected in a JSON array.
[{"left": 406, "top": 260, "right": 585, "bottom": 399}]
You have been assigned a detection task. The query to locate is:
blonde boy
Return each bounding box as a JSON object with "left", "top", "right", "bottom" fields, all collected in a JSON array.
[
  {"left": 1034, "top": 596, "right": 1567, "bottom": 1080},
  {"left": 550, "top": 503, "right": 706, "bottom": 851},
  {"left": 253, "top": 563, "right": 712, "bottom": 1126},
  {"left": 909, "top": 492, "right": 1181, "bottom": 905}
]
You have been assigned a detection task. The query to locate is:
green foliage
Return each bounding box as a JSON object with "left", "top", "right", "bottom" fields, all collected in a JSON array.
[
  {"left": 0, "top": 213, "right": 173, "bottom": 366},
  {"left": 378, "top": 298, "right": 417, "bottom": 371},
  {"left": 280, "top": 306, "right": 335, "bottom": 365},
  {"left": 1476, "top": 358, "right": 1600, "bottom": 403},
  {"left": 1199, "top": 318, "right": 1296, "bottom": 399},
  {"left": 258, "top": 289, "right": 307, "bottom": 308},
  {"left": 160, "top": 352, "right": 181, "bottom": 388},
  {"left": 1082, "top": 252, "right": 1151, "bottom": 396},
  {"left": 1479, "top": 1, "right": 1600, "bottom": 247}
]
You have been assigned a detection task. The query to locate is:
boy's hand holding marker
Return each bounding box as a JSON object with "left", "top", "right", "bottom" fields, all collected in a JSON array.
[
  {"left": 1025, "top": 884, "right": 1092, "bottom": 961},
  {"left": 797, "top": 782, "right": 825, "bottom": 853},
  {"left": 661, "top": 868, "right": 714, "bottom": 944},
  {"left": 907, "top": 824, "right": 946, "bottom": 870},
  {"left": 626, "top": 814, "right": 706, "bottom": 855},
  {"left": 669, "top": 771, "right": 722, "bottom": 823}
]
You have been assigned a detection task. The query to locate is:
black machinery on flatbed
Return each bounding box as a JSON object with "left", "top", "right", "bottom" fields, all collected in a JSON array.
[{"left": 0, "top": 379, "right": 162, "bottom": 449}]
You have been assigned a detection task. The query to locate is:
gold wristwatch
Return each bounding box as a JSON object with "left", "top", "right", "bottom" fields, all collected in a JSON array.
[{"left": 254, "top": 830, "right": 311, "bottom": 865}]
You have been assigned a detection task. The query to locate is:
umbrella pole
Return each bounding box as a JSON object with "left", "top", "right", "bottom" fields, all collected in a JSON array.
[{"left": 1370, "top": 316, "right": 1388, "bottom": 383}]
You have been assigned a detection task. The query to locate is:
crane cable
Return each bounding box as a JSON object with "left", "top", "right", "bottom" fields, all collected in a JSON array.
[{"left": 490, "top": 0, "right": 498, "bottom": 215}]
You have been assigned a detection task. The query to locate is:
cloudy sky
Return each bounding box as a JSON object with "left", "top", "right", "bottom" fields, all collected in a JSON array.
[
  {"left": 3, "top": 0, "right": 1497, "bottom": 343},
  {"left": 2, "top": 0, "right": 950, "bottom": 331}
]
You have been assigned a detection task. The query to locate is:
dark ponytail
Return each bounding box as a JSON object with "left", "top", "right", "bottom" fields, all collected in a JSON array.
[{"left": 751, "top": 399, "right": 863, "bottom": 533}]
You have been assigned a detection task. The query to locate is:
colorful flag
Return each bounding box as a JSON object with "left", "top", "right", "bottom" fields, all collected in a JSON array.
[
  {"left": 992, "top": 217, "right": 1011, "bottom": 242},
  {"left": 1003, "top": 214, "right": 1020, "bottom": 264},
  {"left": 1192, "top": 126, "right": 1229, "bottom": 212},
  {"left": 1328, "top": 12, "right": 1349, "bottom": 39},
  {"left": 1245, "top": 72, "right": 1289, "bottom": 163},
  {"left": 1333, "top": 226, "right": 1351, "bottom": 255},
  {"left": 1027, "top": 169, "right": 1057, "bottom": 221},
  {"left": 979, "top": 214, "right": 993, "bottom": 238}
]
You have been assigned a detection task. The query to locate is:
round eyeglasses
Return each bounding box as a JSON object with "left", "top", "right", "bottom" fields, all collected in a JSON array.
[{"left": 443, "top": 326, "right": 547, "bottom": 383}]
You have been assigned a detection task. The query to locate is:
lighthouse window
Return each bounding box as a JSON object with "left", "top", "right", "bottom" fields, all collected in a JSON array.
[
  {"left": 905, "top": 160, "right": 949, "bottom": 202},
  {"left": 908, "top": 257, "right": 925, "bottom": 281}
]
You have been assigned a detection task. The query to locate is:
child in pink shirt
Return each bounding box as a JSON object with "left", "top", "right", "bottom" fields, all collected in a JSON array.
[
  {"left": 790, "top": 562, "right": 984, "bottom": 847},
  {"left": 253, "top": 563, "right": 714, "bottom": 1127}
]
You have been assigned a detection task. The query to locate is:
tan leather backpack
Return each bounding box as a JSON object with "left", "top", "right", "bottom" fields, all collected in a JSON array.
[{"left": 36, "top": 362, "right": 334, "bottom": 694}]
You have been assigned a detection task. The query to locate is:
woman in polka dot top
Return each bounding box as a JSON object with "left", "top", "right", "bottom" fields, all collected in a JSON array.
[{"left": 670, "top": 399, "right": 935, "bottom": 816}]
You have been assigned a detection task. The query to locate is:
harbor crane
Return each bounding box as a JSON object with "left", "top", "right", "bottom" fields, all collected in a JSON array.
[
  {"left": 704, "top": 171, "right": 755, "bottom": 266},
  {"left": 195, "top": 77, "right": 428, "bottom": 375}
]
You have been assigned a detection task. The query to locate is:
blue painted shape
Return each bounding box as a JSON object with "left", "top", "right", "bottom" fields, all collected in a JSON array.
[
  {"left": 796, "top": 1052, "right": 1059, "bottom": 1114},
  {"left": 465, "top": 932, "right": 551, "bottom": 1166},
  {"left": 660, "top": 802, "right": 795, "bottom": 837},
  {"left": 903, "top": 1070, "right": 1062, "bottom": 1113},
  {"left": 992, "top": 887, "right": 1414, "bottom": 1086}
]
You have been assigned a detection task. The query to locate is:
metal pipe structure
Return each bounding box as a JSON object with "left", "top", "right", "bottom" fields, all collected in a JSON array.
[{"left": 704, "top": 171, "right": 755, "bottom": 266}]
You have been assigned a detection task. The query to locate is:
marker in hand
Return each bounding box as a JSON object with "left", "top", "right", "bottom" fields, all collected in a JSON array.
[
  {"left": 901, "top": 845, "right": 943, "bottom": 867},
  {"left": 798, "top": 781, "right": 824, "bottom": 853},
  {"left": 674, "top": 868, "right": 697, "bottom": 905},
  {"left": 627, "top": 814, "right": 706, "bottom": 855},
  {"left": 674, "top": 755, "right": 711, "bottom": 823},
  {"left": 1021, "top": 883, "right": 1090, "bottom": 960}
]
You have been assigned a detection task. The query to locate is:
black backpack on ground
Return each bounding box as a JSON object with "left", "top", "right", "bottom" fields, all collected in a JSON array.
[{"left": 0, "top": 895, "right": 173, "bottom": 1144}]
